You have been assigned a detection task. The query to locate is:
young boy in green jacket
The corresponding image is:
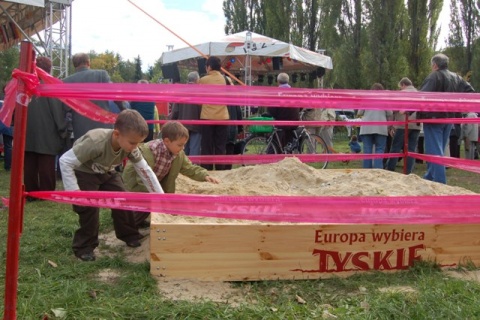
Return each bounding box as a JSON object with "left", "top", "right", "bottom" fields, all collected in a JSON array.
[
  {"left": 122, "top": 121, "right": 220, "bottom": 225},
  {"left": 59, "top": 109, "right": 163, "bottom": 261}
]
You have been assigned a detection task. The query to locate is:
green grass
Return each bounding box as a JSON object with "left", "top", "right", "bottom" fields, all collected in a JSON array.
[{"left": 1, "top": 139, "right": 480, "bottom": 319}]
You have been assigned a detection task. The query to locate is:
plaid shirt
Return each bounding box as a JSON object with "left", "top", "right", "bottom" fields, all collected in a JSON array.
[{"left": 148, "top": 140, "right": 176, "bottom": 179}]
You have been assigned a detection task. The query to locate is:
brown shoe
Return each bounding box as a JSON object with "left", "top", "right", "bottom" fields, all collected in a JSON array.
[{"left": 126, "top": 240, "right": 141, "bottom": 248}]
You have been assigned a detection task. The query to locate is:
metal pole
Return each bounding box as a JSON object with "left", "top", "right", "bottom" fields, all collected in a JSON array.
[{"left": 3, "top": 41, "right": 34, "bottom": 320}]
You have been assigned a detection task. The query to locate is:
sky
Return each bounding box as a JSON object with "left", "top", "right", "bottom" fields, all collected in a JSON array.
[
  {"left": 70, "top": 0, "right": 451, "bottom": 70},
  {"left": 70, "top": 0, "right": 226, "bottom": 69}
]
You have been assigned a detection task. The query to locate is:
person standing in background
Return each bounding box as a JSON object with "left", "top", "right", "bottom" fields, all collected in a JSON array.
[
  {"left": 461, "top": 111, "right": 479, "bottom": 159},
  {"left": 0, "top": 91, "right": 12, "bottom": 172},
  {"left": 385, "top": 77, "right": 421, "bottom": 174},
  {"left": 62, "top": 53, "right": 113, "bottom": 142},
  {"left": 130, "top": 80, "right": 156, "bottom": 142},
  {"left": 24, "top": 57, "right": 67, "bottom": 196},
  {"left": 357, "top": 83, "right": 393, "bottom": 169},
  {"left": 419, "top": 53, "right": 474, "bottom": 184},
  {"left": 304, "top": 107, "right": 336, "bottom": 150},
  {"left": 221, "top": 75, "right": 243, "bottom": 170},
  {"left": 268, "top": 73, "right": 299, "bottom": 149},
  {"left": 170, "top": 71, "right": 202, "bottom": 155},
  {"left": 198, "top": 57, "right": 229, "bottom": 170}
]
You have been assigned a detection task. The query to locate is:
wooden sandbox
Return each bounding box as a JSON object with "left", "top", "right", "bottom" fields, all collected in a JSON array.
[{"left": 149, "top": 159, "right": 480, "bottom": 281}]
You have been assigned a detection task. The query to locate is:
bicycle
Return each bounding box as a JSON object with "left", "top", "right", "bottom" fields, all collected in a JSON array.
[{"left": 242, "top": 114, "right": 329, "bottom": 169}]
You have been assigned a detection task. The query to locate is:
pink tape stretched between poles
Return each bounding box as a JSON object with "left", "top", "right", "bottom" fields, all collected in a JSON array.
[
  {"left": 35, "top": 82, "right": 480, "bottom": 113},
  {"left": 27, "top": 191, "right": 480, "bottom": 224},
  {"left": 187, "top": 153, "right": 404, "bottom": 164}
]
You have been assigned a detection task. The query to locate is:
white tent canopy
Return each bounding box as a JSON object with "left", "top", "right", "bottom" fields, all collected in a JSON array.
[{"left": 160, "top": 31, "right": 333, "bottom": 80}]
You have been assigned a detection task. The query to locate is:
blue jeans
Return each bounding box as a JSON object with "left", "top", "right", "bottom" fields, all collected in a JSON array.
[
  {"left": 361, "top": 134, "right": 387, "bottom": 169},
  {"left": 423, "top": 123, "right": 452, "bottom": 184},
  {"left": 185, "top": 131, "right": 201, "bottom": 156},
  {"left": 386, "top": 129, "right": 420, "bottom": 174}
]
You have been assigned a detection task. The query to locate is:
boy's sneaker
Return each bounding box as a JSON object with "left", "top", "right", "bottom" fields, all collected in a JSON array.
[{"left": 76, "top": 252, "right": 96, "bottom": 262}]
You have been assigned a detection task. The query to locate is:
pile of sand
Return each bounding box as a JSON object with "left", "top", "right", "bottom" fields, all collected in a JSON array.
[
  {"left": 177, "top": 157, "right": 473, "bottom": 197},
  {"left": 163, "top": 157, "right": 474, "bottom": 224}
]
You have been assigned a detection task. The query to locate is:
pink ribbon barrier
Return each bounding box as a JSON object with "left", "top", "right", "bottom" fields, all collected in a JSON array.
[
  {"left": 34, "top": 82, "right": 480, "bottom": 112},
  {"left": 188, "top": 153, "right": 404, "bottom": 164},
  {"left": 148, "top": 118, "right": 480, "bottom": 126},
  {"left": 26, "top": 191, "right": 480, "bottom": 224},
  {"left": 5, "top": 67, "right": 480, "bottom": 127},
  {"left": 0, "top": 79, "right": 21, "bottom": 126},
  {"left": 409, "top": 152, "right": 480, "bottom": 174}
]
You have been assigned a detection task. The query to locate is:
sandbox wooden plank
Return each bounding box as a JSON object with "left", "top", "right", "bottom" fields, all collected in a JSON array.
[{"left": 150, "top": 217, "right": 480, "bottom": 281}]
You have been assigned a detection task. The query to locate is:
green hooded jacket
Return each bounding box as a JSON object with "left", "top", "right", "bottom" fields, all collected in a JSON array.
[{"left": 122, "top": 143, "right": 208, "bottom": 193}]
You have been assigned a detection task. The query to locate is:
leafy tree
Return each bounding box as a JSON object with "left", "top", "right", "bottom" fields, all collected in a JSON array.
[
  {"left": 0, "top": 46, "right": 20, "bottom": 95},
  {"left": 322, "top": 0, "right": 364, "bottom": 89},
  {"left": 223, "top": 0, "right": 265, "bottom": 34},
  {"left": 405, "top": 0, "right": 439, "bottom": 87},
  {"left": 134, "top": 55, "right": 143, "bottom": 82},
  {"left": 117, "top": 60, "right": 136, "bottom": 83},
  {"left": 445, "top": 0, "right": 467, "bottom": 73},
  {"left": 149, "top": 58, "right": 164, "bottom": 83},
  {"left": 290, "top": 0, "right": 306, "bottom": 46},
  {"left": 459, "top": 0, "right": 479, "bottom": 72},
  {"left": 263, "top": 0, "right": 292, "bottom": 42},
  {"left": 90, "top": 51, "right": 119, "bottom": 75},
  {"left": 363, "top": 0, "right": 409, "bottom": 88}
]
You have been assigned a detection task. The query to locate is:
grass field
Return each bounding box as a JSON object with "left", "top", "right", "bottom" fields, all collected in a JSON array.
[{"left": 1, "top": 136, "right": 480, "bottom": 319}]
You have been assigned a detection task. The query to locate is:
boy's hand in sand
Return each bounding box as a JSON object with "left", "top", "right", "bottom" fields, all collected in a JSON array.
[{"left": 205, "top": 176, "right": 220, "bottom": 184}]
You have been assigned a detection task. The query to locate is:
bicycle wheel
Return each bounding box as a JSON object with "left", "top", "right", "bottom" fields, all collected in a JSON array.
[
  {"left": 241, "top": 135, "right": 277, "bottom": 166},
  {"left": 242, "top": 135, "right": 279, "bottom": 156},
  {"left": 302, "top": 134, "right": 329, "bottom": 169}
]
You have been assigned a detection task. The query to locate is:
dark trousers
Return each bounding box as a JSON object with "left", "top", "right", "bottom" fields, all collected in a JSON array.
[
  {"left": 385, "top": 129, "right": 420, "bottom": 174},
  {"left": 201, "top": 124, "right": 228, "bottom": 170},
  {"left": 72, "top": 170, "right": 141, "bottom": 256},
  {"left": 278, "top": 127, "right": 296, "bottom": 150},
  {"left": 416, "top": 136, "right": 424, "bottom": 163},
  {"left": 24, "top": 152, "right": 57, "bottom": 192},
  {"left": 449, "top": 135, "right": 461, "bottom": 158},
  {"left": 223, "top": 143, "right": 235, "bottom": 170},
  {"left": 3, "top": 134, "right": 12, "bottom": 171}
]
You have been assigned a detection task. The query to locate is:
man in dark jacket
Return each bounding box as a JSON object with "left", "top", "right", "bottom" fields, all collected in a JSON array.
[
  {"left": 62, "top": 53, "right": 113, "bottom": 142},
  {"left": 170, "top": 71, "right": 202, "bottom": 155},
  {"left": 419, "top": 53, "right": 474, "bottom": 184},
  {"left": 25, "top": 57, "right": 67, "bottom": 194},
  {"left": 268, "top": 73, "right": 299, "bottom": 149}
]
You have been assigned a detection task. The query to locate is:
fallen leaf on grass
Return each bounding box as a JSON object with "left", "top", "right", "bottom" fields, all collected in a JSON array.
[
  {"left": 322, "top": 310, "right": 338, "bottom": 319},
  {"left": 51, "top": 308, "right": 67, "bottom": 319},
  {"left": 270, "top": 307, "right": 278, "bottom": 312},
  {"left": 47, "top": 260, "right": 58, "bottom": 268},
  {"left": 360, "top": 300, "right": 370, "bottom": 310},
  {"left": 295, "top": 294, "right": 306, "bottom": 304},
  {"left": 88, "top": 290, "right": 97, "bottom": 299}
]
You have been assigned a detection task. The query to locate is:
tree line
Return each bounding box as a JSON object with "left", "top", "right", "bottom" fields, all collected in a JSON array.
[
  {"left": 224, "top": 0, "right": 480, "bottom": 90},
  {"left": 0, "top": 0, "right": 479, "bottom": 93}
]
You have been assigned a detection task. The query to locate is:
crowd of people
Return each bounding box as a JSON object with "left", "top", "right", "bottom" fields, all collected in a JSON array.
[
  {"left": 0, "top": 52, "right": 478, "bottom": 261},
  {"left": 354, "top": 53, "right": 476, "bottom": 185}
]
